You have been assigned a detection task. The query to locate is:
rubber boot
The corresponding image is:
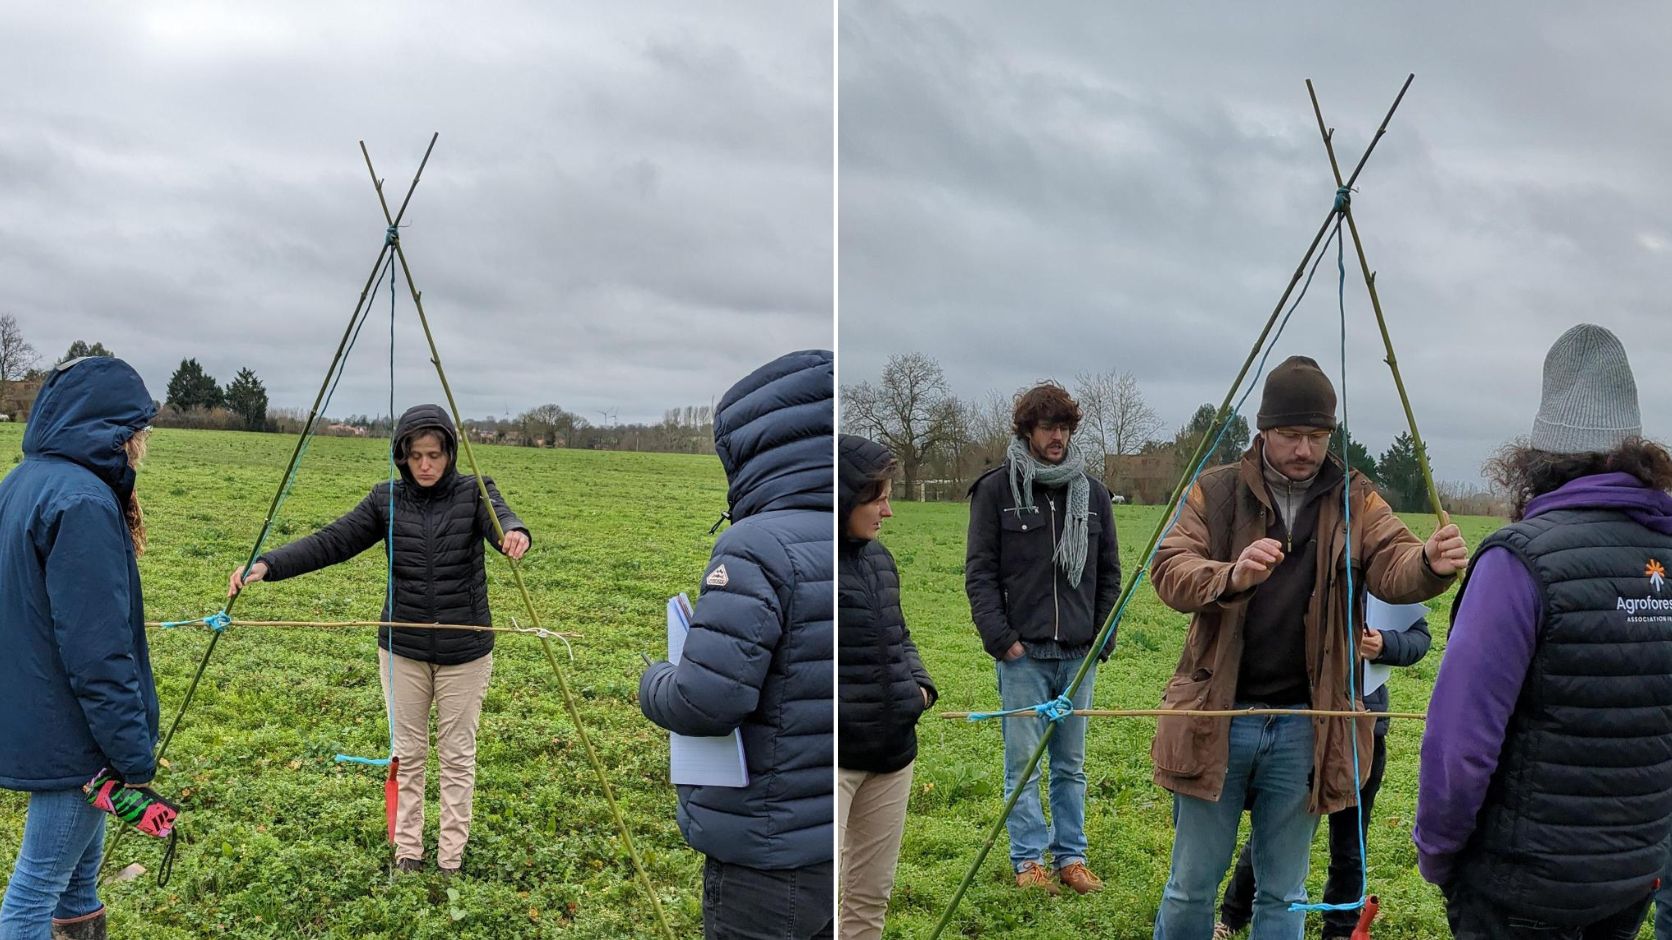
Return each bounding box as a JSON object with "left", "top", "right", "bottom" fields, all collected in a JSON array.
[{"left": 50, "top": 906, "right": 107, "bottom": 940}]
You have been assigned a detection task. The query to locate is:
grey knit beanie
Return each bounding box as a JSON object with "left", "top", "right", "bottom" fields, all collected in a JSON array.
[{"left": 1530, "top": 323, "right": 1641, "bottom": 455}]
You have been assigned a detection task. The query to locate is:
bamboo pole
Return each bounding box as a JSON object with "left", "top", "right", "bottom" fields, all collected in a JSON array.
[
  {"left": 99, "top": 142, "right": 442, "bottom": 882},
  {"left": 941, "top": 707, "right": 1423, "bottom": 721},
  {"left": 146, "top": 619, "right": 581, "bottom": 637},
  {"left": 359, "top": 141, "right": 675, "bottom": 940},
  {"left": 925, "top": 76, "right": 1417, "bottom": 940},
  {"left": 927, "top": 77, "right": 1416, "bottom": 938},
  {"left": 1305, "top": 77, "right": 1448, "bottom": 525}
]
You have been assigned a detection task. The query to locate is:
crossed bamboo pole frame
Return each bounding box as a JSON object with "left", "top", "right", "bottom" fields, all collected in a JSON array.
[
  {"left": 926, "top": 74, "right": 1447, "bottom": 938},
  {"left": 105, "top": 137, "right": 676, "bottom": 939}
]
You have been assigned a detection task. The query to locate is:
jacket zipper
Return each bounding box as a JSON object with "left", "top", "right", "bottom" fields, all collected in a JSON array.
[{"left": 1048, "top": 496, "right": 1061, "bottom": 642}]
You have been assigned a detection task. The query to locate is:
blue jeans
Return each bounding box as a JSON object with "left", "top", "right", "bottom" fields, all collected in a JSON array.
[
  {"left": 0, "top": 789, "right": 106, "bottom": 940},
  {"left": 997, "top": 654, "right": 1097, "bottom": 871},
  {"left": 1155, "top": 708, "right": 1319, "bottom": 940}
]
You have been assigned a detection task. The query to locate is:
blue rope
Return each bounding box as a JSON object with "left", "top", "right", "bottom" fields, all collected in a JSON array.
[
  {"left": 159, "top": 611, "right": 231, "bottom": 632},
  {"left": 335, "top": 241, "right": 401, "bottom": 768},
  {"left": 965, "top": 693, "right": 1076, "bottom": 724},
  {"left": 1290, "top": 212, "right": 1369, "bottom": 916}
]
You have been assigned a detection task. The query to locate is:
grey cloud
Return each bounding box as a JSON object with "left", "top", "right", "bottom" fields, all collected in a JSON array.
[
  {"left": 840, "top": 0, "right": 1672, "bottom": 484},
  {"left": 0, "top": 2, "right": 831, "bottom": 424}
]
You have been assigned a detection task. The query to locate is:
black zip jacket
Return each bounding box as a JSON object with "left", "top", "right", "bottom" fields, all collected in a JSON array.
[
  {"left": 965, "top": 458, "right": 1122, "bottom": 662},
  {"left": 258, "top": 404, "right": 528, "bottom": 665}
]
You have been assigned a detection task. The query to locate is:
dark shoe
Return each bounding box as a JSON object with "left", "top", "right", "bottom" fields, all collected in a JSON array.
[
  {"left": 1057, "top": 861, "right": 1104, "bottom": 895},
  {"left": 438, "top": 864, "right": 461, "bottom": 877},
  {"left": 51, "top": 907, "right": 106, "bottom": 940},
  {"left": 395, "top": 857, "right": 424, "bottom": 873},
  {"left": 1015, "top": 860, "right": 1061, "bottom": 895}
]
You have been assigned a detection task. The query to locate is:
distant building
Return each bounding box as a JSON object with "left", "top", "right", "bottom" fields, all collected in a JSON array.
[
  {"left": 1106, "top": 451, "right": 1183, "bottom": 505},
  {"left": 324, "top": 423, "right": 369, "bottom": 437},
  {"left": 0, "top": 376, "right": 44, "bottom": 422}
]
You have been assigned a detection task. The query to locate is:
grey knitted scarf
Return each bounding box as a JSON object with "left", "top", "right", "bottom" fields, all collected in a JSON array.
[{"left": 1006, "top": 437, "right": 1091, "bottom": 587}]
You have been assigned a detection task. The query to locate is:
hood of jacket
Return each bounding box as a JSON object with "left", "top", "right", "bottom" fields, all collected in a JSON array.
[
  {"left": 22, "top": 357, "right": 157, "bottom": 498},
  {"left": 713, "top": 349, "right": 833, "bottom": 521},
  {"left": 392, "top": 403, "right": 459, "bottom": 491},
  {"left": 838, "top": 433, "right": 893, "bottom": 539},
  {"left": 1524, "top": 471, "right": 1672, "bottom": 534}
]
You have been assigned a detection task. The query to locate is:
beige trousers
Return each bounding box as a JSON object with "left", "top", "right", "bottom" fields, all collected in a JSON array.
[
  {"left": 377, "top": 649, "right": 493, "bottom": 868},
  {"left": 837, "top": 762, "right": 915, "bottom": 940}
]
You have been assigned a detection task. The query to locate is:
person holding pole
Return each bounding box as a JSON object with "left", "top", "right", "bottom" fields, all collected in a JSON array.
[
  {"left": 964, "top": 382, "right": 1122, "bottom": 896},
  {"left": 228, "top": 404, "right": 530, "bottom": 875},
  {"left": 0, "top": 357, "right": 160, "bottom": 940},
  {"left": 1150, "top": 355, "right": 1466, "bottom": 939},
  {"left": 1416, "top": 324, "right": 1672, "bottom": 939}
]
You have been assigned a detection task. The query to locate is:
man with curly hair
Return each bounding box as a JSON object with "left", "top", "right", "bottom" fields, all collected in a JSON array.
[
  {"left": 1418, "top": 324, "right": 1672, "bottom": 939},
  {"left": 965, "top": 382, "right": 1122, "bottom": 896}
]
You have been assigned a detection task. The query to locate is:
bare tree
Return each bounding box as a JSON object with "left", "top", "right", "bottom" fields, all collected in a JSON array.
[
  {"left": 1108, "top": 371, "right": 1163, "bottom": 458},
  {"left": 841, "top": 352, "right": 961, "bottom": 491},
  {"left": 1074, "top": 370, "right": 1118, "bottom": 482},
  {"left": 0, "top": 314, "right": 39, "bottom": 409}
]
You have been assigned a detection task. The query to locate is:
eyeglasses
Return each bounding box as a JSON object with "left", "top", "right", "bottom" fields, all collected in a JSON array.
[{"left": 1270, "top": 428, "right": 1333, "bottom": 445}]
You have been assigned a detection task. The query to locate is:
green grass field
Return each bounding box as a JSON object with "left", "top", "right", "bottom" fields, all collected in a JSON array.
[
  {"left": 0, "top": 424, "right": 730, "bottom": 938},
  {"left": 880, "top": 499, "right": 1523, "bottom": 939}
]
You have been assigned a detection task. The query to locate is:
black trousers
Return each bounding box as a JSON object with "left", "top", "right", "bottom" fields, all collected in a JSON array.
[
  {"left": 703, "top": 856, "right": 834, "bottom": 940},
  {"left": 1442, "top": 882, "right": 1650, "bottom": 940},
  {"left": 1220, "top": 733, "right": 1387, "bottom": 937}
]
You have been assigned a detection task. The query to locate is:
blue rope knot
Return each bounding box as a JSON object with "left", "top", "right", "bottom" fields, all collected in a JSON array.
[
  {"left": 384, "top": 224, "right": 399, "bottom": 246},
  {"left": 1034, "top": 694, "right": 1076, "bottom": 724},
  {"left": 205, "top": 611, "right": 231, "bottom": 632},
  {"left": 1333, "top": 185, "right": 1352, "bottom": 213}
]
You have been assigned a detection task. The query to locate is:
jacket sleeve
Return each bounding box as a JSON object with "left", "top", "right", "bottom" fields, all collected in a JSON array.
[
  {"left": 964, "top": 478, "right": 1018, "bottom": 659},
  {"left": 1093, "top": 495, "right": 1123, "bottom": 660},
  {"left": 639, "top": 531, "right": 784, "bottom": 736},
  {"left": 45, "top": 495, "right": 157, "bottom": 784},
  {"left": 475, "top": 477, "right": 530, "bottom": 551},
  {"left": 1360, "top": 488, "right": 1455, "bottom": 604},
  {"left": 903, "top": 630, "right": 937, "bottom": 708},
  {"left": 1415, "top": 548, "right": 1537, "bottom": 886},
  {"left": 1152, "top": 482, "right": 1245, "bottom": 614},
  {"left": 259, "top": 489, "right": 384, "bottom": 581},
  {"left": 1373, "top": 608, "right": 1432, "bottom": 667}
]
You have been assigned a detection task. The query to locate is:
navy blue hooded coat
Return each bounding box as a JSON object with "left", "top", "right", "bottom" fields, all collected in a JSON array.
[
  {"left": 0, "top": 357, "right": 159, "bottom": 790},
  {"left": 638, "top": 349, "right": 834, "bottom": 870}
]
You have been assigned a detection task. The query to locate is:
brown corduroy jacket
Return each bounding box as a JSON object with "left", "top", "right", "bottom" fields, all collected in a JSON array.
[{"left": 1149, "top": 442, "right": 1454, "bottom": 814}]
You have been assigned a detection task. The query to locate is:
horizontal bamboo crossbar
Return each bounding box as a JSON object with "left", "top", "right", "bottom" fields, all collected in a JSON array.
[{"left": 944, "top": 707, "right": 1424, "bottom": 720}]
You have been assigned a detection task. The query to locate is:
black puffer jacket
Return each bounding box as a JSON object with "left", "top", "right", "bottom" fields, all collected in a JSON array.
[
  {"left": 838, "top": 435, "right": 935, "bottom": 774},
  {"left": 965, "top": 457, "right": 1122, "bottom": 662},
  {"left": 639, "top": 349, "right": 833, "bottom": 870},
  {"left": 259, "top": 404, "right": 528, "bottom": 665}
]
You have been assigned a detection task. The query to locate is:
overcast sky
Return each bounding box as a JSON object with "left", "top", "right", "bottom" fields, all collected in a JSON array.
[
  {"left": 839, "top": 2, "right": 1672, "bottom": 485},
  {"left": 0, "top": 3, "right": 831, "bottom": 426}
]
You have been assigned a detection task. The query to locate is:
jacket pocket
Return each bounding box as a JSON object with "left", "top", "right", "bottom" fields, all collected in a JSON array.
[{"left": 1152, "top": 672, "right": 1215, "bottom": 777}]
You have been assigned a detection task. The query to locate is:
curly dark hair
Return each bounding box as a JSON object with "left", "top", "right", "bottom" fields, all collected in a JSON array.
[
  {"left": 1012, "top": 383, "right": 1081, "bottom": 439},
  {"left": 1486, "top": 437, "right": 1672, "bottom": 520}
]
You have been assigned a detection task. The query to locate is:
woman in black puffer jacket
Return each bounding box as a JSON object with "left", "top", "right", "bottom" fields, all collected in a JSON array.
[
  {"left": 227, "top": 404, "right": 529, "bottom": 876},
  {"left": 837, "top": 434, "right": 935, "bottom": 940}
]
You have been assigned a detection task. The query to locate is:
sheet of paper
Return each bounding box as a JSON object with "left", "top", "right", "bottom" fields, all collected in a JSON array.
[
  {"left": 1361, "top": 596, "right": 1428, "bottom": 697},
  {"left": 667, "top": 593, "right": 749, "bottom": 787}
]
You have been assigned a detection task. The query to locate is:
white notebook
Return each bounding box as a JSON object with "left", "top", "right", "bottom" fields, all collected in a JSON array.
[{"left": 667, "top": 593, "right": 750, "bottom": 788}]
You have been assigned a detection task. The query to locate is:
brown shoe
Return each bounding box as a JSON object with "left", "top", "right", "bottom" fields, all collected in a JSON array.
[
  {"left": 1057, "top": 861, "right": 1104, "bottom": 895},
  {"left": 1015, "top": 860, "right": 1061, "bottom": 895},
  {"left": 395, "top": 857, "right": 423, "bottom": 873}
]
